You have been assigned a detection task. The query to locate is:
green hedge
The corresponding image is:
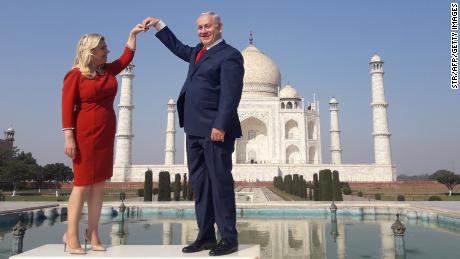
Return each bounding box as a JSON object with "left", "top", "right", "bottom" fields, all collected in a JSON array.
[
  {"left": 342, "top": 182, "right": 352, "bottom": 195},
  {"left": 319, "top": 169, "right": 333, "bottom": 201},
  {"left": 428, "top": 195, "right": 442, "bottom": 201},
  {"left": 158, "top": 171, "right": 171, "bottom": 201}
]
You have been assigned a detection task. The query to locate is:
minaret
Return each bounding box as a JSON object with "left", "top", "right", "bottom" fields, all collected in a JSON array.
[
  {"left": 114, "top": 64, "right": 135, "bottom": 178},
  {"left": 329, "top": 98, "right": 342, "bottom": 164},
  {"left": 164, "top": 99, "right": 176, "bottom": 165},
  {"left": 3, "top": 127, "right": 15, "bottom": 149},
  {"left": 370, "top": 54, "right": 392, "bottom": 165},
  {"left": 4, "top": 127, "right": 15, "bottom": 142},
  {"left": 311, "top": 93, "right": 323, "bottom": 164}
]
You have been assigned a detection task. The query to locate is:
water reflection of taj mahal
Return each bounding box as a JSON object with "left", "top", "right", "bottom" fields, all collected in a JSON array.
[{"left": 110, "top": 217, "right": 401, "bottom": 259}]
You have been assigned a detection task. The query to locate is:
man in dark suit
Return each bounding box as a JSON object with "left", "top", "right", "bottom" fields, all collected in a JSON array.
[{"left": 143, "top": 12, "right": 244, "bottom": 256}]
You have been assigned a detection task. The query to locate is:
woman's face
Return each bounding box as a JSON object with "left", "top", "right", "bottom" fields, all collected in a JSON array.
[{"left": 91, "top": 39, "right": 109, "bottom": 66}]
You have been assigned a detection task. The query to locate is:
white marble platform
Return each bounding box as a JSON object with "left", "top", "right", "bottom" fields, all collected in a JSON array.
[{"left": 9, "top": 245, "right": 260, "bottom": 259}]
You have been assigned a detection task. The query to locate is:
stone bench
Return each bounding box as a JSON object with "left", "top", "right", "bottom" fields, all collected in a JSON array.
[
  {"left": 10, "top": 244, "right": 260, "bottom": 259},
  {"left": 236, "top": 192, "right": 255, "bottom": 203}
]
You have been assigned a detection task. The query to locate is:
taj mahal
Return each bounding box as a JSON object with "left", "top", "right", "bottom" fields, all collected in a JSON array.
[{"left": 112, "top": 36, "right": 396, "bottom": 182}]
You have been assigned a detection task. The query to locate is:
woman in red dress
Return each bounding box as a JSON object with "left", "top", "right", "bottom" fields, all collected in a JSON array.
[{"left": 61, "top": 24, "right": 144, "bottom": 254}]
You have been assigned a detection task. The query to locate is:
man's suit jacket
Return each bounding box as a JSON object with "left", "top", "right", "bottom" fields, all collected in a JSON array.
[{"left": 156, "top": 27, "right": 244, "bottom": 139}]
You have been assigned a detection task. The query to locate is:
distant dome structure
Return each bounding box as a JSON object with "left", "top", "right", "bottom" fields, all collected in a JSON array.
[
  {"left": 279, "top": 84, "right": 299, "bottom": 99},
  {"left": 241, "top": 32, "right": 281, "bottom": 97},
  {"left": 370, "top": 53, "right": 382, "bottom": 63}
]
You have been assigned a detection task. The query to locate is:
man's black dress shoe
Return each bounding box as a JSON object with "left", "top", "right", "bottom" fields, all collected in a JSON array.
[
  {"left": 182, "top": 239, "right": 217, "bottom": 253},
  {"left": 209, "top": 239, "right": 238, "bottom": 256}
]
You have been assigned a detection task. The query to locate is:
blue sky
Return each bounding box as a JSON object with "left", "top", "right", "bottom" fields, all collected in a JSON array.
[{"left": 0, "top": 1, "right": 457, "bottom": 176}]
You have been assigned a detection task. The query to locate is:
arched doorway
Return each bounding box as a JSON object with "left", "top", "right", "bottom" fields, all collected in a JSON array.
[
  {"left": 286, "top": 145, "right": 300, "bottom": 164},
  {"left": 236, "top": 117, "right": 268, "bottom": 164}
]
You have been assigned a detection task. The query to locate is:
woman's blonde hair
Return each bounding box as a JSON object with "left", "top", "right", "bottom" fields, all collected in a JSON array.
[{"left": 73, "top": 33, "right": 105, "bottom": 78}]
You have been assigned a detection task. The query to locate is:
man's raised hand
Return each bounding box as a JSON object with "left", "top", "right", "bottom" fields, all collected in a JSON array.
[{"left": 143, "top": 17, "right": 160, "bottom": 30}]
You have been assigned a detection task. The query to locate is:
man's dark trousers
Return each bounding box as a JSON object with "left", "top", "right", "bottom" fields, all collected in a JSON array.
[{"left": 186, "top": 134, "right": 237, "bottom": 245}]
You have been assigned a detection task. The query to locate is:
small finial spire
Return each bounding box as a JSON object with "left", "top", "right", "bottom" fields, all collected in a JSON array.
[{"left": 249, "top": 31, "right": 253, "bottom": 45}]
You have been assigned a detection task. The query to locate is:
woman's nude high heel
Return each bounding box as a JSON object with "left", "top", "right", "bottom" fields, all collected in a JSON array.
[
  {"left": 85, "top": 229, "right": 107, "bottom": 252},
  {"left": 63, "top": 232, "right": 86, "bottom": 254}
]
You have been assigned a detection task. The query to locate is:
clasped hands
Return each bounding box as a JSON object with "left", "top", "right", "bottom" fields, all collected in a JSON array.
[{"left": 129, "top": 17, "right": 160, "bottom": 36}]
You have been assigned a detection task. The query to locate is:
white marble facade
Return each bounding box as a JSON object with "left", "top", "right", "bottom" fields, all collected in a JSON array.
[{"left": 113, "top": 39, "right": 396, "bottom": 183}]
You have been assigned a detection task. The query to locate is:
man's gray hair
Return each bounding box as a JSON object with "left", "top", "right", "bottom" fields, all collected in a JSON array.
[{"left": 200, "top": 11, "right": 222, "bottom": 25}]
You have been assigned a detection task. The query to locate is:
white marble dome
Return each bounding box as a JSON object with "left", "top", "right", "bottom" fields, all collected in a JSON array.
[
  {"left": 6, "top": 127, "right": 14, "bottom": 133},
  {"left": 370, "top": 53, "right": 382, "bottom": 63},
  {"left": 279, "top": 84, "right": 299, "bottom": 99},
  {"left": 241, "top": 44, "right": 281, "bottom": 97},
  {"left": 329, "top": 97, "right": 338, "bottom": 104}
]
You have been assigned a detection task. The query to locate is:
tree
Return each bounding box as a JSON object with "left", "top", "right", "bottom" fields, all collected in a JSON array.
[
  {"left": 187, "top": 180, "right": 194, "bottom": 201},
  {"left": 313, "top": 173, "right": 320, "bottom": 201},
  {"left": 319, "top": 169, "right": 333, "bottom": 201},
  {"left": 293, "top": 174, "right": 300, "bottom": 196},
  {"left": 182, "top": 173, "right": 188, "bottom": 200},
  {"left": 0, "top": 147, "right": 45, "bottom": 191},
  {"left": 16, "top": 151, "right": 37, "bottom": 165},
  {"left": 299, "top": 176, "right": 306, "bottom": 199},
  {"left": 43, "top": 163, "right": 73, "bottom": 182},
  {"left": 0, "top": 147, "right": 73, "bottom": 194},
  {"left": 283, "top": 175, "right": 289, "bottom": 192},
  {"left": 41, "top": 163, "right": 71, "bottom": 196},
  {"left": 158, "top": 171, "right": 171, "bottom": 201},
  {"left": 273, "top": 176, "right": 283, "bottom": 190},
  {"left": 430, "top": 170, "right": 460, "bottom": 196},
  {"left": 341, "top": 182, "right": 352, "bottom": 195},
  {"left": 144, "top": 169, "right": 153, "bottom": 201},
  {"left": 0, "top": 147, "right": 17, "bottom": 167},
  {"left": 2, "top": 159, "right": 30, "bottom": 194},
  {"left": 173, "top": 173, "right": 181, "bottom": 201},
  {"left": 332, "top": 170, "right": 343, "bottom": 201}
]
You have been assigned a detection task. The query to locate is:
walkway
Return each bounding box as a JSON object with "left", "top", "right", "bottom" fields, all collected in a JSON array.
[
  {"left": 260, "top": 187, "right": 284, "bottom": 202},
  {"left": 236, "top": 187, "right": 284, "bottom": 202}
]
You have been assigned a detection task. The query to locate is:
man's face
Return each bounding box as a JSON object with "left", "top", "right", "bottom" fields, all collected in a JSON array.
[{"left": 196, "top": 14, "right": 222, "bottom": 47}]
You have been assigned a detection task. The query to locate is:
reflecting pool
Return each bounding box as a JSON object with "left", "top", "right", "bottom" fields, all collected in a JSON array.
[{"left": 1, "top": 209, "right": 460, "bottom": 259}]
